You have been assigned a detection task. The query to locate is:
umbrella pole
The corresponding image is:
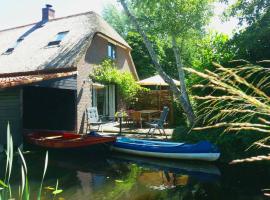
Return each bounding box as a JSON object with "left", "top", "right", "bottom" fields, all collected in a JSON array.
[{"left": 159, "top": 84, "right": 161, "bottom": 110}]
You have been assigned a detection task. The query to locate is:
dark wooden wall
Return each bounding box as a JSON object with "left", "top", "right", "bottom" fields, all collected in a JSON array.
[
  {"left": 0, "top": 88, "right": 22, "bottom": 146},
  {"left": 33, "top": 75, "right": 77, "bottom": 90},
  {"left": 134, "top": 90, "right": 174, "bottom": 124}
]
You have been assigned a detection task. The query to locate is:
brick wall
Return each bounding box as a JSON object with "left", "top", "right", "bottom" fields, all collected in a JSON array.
[
  {"left": 76, "top": 59, "right": 92, "bottom": 134},
  {"left": 76, "top": 34, "right": 138, "bottom": 133},
  {"left": 85, "top": 34, "right": 138, "bottom": 78}
]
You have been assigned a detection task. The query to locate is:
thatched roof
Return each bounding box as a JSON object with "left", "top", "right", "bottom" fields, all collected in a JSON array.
[
  {"left": 137, "top": 75, "right": 180, "bottom": 86},
  {"left": 0, "top": 11, "right": 130, "bottom": 76}
]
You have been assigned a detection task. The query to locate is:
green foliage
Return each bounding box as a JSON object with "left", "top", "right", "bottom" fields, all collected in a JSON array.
[
  {"left": 129, "top": 0, "right": 215, "bottom": 74},
  {"left": 126, "top": 32, "right": 156, "bottom": 79},
  {"left": 187, "top": 31, "right": 235, "bottom": 89},
  {"left": 102, "top": 2, "right": 229, "bottom": 82},
  {"left": 0, "top": 124, "right": 60, "bottom": 200},
  {"left": 131, "top": 0, "right": 214, "bottom": 36},
  {"left": 172, "top": 126, "right": 267, "bottom": 162},
  {"left": 52, "top": 179, "right": 63, "bottom": 196},
  {"left": 223, "top": 0, "right": 270, "bottom": 25},
  {"left": 92, "top": 59, "right": 147, "bottom": 103},
  {"left": 126, "top": 31, "right": 176, "bottom": 79},
  {"left": 184, "top": 62, "right": 270, "bottom": 160},
  {"left": 191, "top": 31, "right": 234, "bottom": 71},
  {"left": 229, "top": 10, "right": 270, "bottom": 62},
  {"left": 105, "top": 164, "right": 141, "bottom": 200},
  {"left": 102, "top": 4, "right": 132, "bottom": 37}
]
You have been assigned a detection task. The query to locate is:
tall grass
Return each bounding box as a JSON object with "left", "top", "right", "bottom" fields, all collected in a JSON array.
[
  {"left": 0, "top": 123, "right": 61, "bottom": 199},
  {"left": 184, "top": 62, "right": 270, "bottom": 158}
]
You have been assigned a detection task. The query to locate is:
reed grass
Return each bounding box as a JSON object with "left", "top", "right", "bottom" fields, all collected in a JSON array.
[
  {"left": 0, "top": 123, "right": 62, "bottom": 200},
  {"left": 184, "top": 62, "right": 270, "bottom": 149}
]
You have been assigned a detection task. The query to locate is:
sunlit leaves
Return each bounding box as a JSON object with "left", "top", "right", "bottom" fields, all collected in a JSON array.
[
  {"left": 91, "top": 59, "right": 147, "bottom": 103},
  {"left": 52, "top": 180, "right": 63, "bottom": 196},
  {"left": 223, "top": 0, "right": 270, "bottom": 25},
  {"left": 0, "top": 180, "right": 7, "bottom": 188},
  {"left": 130, "top": 0, "right": 214, "bottom": 36}
]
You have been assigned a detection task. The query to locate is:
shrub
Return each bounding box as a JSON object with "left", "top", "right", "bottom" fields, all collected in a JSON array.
[{"left": 91, "top": 59, "right": 148, "bottom": 104}]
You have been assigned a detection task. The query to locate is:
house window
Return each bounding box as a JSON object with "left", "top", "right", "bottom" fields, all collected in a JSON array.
[
  {"left": 48, "top": 31, "right": 69, "bottom": 46},
  {"left": 3, "top": 38, "right": 24, "bottom": 55},
  {"left": 107, "top": 43, "right": 116, "bottom": 60}
]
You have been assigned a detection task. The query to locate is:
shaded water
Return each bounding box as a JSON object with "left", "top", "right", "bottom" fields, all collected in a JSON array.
[{"left": 1, "top": 150, "right": 270, "bottom": 200}]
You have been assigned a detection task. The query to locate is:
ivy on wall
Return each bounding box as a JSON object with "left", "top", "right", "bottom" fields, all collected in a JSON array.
[{"left": 90, "top": 59, "right": 147, "bottom": 103}]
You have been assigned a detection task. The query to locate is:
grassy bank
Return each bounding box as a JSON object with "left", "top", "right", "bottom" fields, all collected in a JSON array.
[{"left": 172, "top": 126, "right": 269, "bottom": 163}]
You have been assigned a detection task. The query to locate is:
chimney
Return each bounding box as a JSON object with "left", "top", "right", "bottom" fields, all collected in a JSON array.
[{"left": 42, "top": 4, "right": 55, "bottom": 21}]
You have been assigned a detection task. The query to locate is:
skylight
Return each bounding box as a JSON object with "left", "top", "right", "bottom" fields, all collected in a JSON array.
[
  {"left": 2, "top": 38, "right": 24, "bottom": 55},
  {"left": 5, "top": 48, "right": 15, "bottom": 54},
  {"left": 48, "top": 31, "right": 69, "bottom": 46}
]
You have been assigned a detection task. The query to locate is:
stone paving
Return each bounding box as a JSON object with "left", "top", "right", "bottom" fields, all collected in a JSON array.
[{"left": 91, "top": 121, "right": 174, "bottom": 140}]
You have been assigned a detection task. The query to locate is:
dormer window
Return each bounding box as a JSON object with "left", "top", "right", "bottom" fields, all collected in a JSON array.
[
  {"left": 48, "top": 31, "right": 69, "bottom": 46},
  {"left": 2, "top": 38, "right": 24, "bottom": 55},
  {"left": 17, "top": 38, "right": 24, "bottom": 42},
  {"left": 108, "top": 43, "right": 116, "bottom": 60},
  {"left": 5, "top": 48, "right": 15, "bottom": 54}
]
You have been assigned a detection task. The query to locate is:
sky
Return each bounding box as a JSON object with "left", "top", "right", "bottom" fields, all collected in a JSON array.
[{"left": 0, "top": 0, "right": 238, "bottom": 35}]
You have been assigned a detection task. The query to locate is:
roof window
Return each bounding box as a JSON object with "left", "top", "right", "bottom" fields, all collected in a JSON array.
[
  {"left": 17, "top": 38, "right": 24, "bottom": 42},
  {"left": 2, "top": 38, "right": 24, "bottom": 55},
  {"left": 48, "top": 31, "right": 69, "bottom": 46},
  {"left": 5, "top": 48, "right": 15, "bottom": 54}
]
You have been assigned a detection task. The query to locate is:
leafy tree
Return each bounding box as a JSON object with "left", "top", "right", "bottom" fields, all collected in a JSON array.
[
  {"left": 229, "top": 10, "right": 270, "bottom": 62},
  {"left": 118, "top": 0, "right": 215, "bottom": 125},
  {"left": 126, "top": 31, "right": 180, "bottom": 79},
  {"left": 102, "top": 4, "right": 133, "bottom": 37},
  {"left": 192, "top": 31, "right": 234, "bottom": 70},
  {"left": 223, "top": 0, "right": 270, "bottom": 25},
  {"left": 126, "top": 32, "right": 160, "bottom": 79}
]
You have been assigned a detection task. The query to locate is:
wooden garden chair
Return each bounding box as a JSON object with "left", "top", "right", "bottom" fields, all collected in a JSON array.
[
  {"left": 146, "top": 106, "right": 169, "bottom": 138},
  {"left": 85, "top": 107, "right": 107, "bottom": 133}
]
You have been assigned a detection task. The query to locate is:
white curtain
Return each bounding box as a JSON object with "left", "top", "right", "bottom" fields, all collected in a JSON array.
[{"left": 104, "top": 85, "right": 115, "bottom": 117}]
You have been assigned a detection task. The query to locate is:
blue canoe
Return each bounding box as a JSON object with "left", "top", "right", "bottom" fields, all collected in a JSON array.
[{"left": 111, "top": 137, "right": 220, "bottom": 161}]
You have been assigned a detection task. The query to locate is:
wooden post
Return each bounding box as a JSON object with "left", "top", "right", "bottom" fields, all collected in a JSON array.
[{"left": 170, "top": 91, "right": 174, "bottom": 125}]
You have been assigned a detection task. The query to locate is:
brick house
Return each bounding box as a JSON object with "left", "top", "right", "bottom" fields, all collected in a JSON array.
[{"left": 0, "top": 5, "right": 138, "bottom": 147}]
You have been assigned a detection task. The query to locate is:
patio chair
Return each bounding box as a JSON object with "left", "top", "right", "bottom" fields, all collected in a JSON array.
[
  {"left": 131, "top": 111, "right": 143, "bottom": 128},
  {"left": 146, "top": 106, "right": 169, "bottom": 138},
  {"left": 85, "top": 107, "right": 107, "bottom": 133}
]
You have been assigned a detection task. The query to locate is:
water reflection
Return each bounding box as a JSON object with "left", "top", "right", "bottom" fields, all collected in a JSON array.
[
  {"left": 39, "top": 152, "right": 221, "bottom": 199},
  {"left": 106, "top": 154, "right": 221, "bottom": 200},
  {"left": 2, "top": 151, "right": 269, "bottom": 200}
]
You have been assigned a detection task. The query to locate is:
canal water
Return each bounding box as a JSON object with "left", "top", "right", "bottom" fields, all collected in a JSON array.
[{"left": 1, "top": 150, "right": 270, "bottom": 200}]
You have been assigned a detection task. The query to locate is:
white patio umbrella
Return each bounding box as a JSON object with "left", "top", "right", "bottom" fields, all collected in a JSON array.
[
  {"left": 137, "top": 75, "right": 180, "bottom": 86},
  {"left": 137, "top": 75, "right": 180, "bottom": 110}
]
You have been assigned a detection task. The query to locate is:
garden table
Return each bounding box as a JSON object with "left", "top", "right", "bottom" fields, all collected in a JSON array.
[{"left": 137, "top": 110, "right": 160, "bottom": 122}]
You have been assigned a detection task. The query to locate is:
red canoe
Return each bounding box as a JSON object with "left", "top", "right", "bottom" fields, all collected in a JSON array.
[{"left": 24, "top": 131, "right": 116, "bottom": 149}]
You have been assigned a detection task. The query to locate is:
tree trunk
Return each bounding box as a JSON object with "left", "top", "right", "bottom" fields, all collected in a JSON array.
[
  {"left": 119, "top": 0, "right": 195, "bottom": 125},
  {"left": 172, "top": 36, "right": 195, "bottom": 124}
]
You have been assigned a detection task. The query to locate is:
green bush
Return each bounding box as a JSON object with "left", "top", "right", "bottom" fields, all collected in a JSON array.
[
  {"left": 91, "top": 59, "right": 147, "bottom": 104},
  {"left": 172, "top": 127, "right": 268, "bottom": 162}
]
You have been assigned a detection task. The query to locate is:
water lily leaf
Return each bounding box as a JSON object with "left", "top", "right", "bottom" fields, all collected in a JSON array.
[
  {"left": 52, "top": 189, "right": 63, "bottom": 195},
  {"left": 0, "top": 180, "right": 8, "bottom": 188},
  {"left": 45, "top": 186, "right": 55, "bottom": 191}
]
